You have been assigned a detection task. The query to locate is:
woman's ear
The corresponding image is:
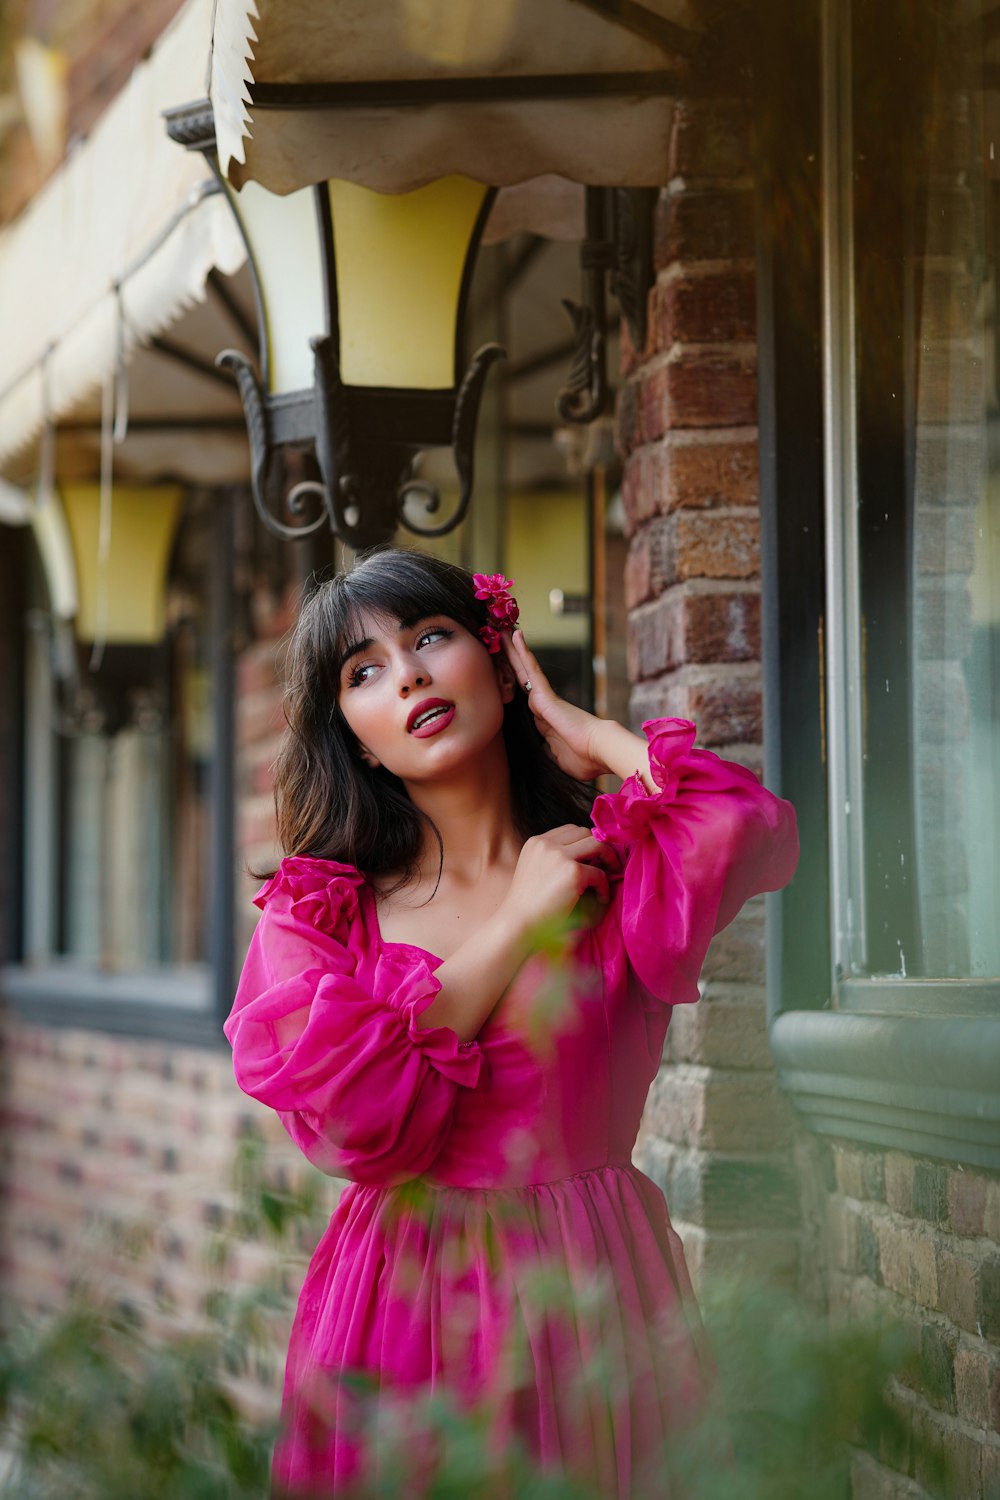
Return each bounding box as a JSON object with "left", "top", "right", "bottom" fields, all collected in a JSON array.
[
  {"left": 358, "top": 745, "right": 381, "bottom": 769},
  {"left": 495, "top": 653, "right": 516, "bottom": 705}
]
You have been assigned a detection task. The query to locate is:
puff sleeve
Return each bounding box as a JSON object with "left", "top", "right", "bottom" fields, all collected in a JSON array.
[
  {"left": 591, "top": 718, "right": 798, "bottom": 1005},
  {"left": 224, "top": 857, "right": 482, "bottom": 1185}
]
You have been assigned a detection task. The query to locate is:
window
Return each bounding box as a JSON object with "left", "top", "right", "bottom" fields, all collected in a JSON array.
[
  {"left": 7, "top": 487, "right": 236, "bottom": 1041},
  {"left": 845, "top": 0, "right": 1000, "bottom": 990},
  {"left": 763, "top": 0, "right": 1000, "bottom": 1166}
]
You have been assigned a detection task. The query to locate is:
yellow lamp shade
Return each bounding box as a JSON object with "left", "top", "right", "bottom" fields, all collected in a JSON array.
[
  {"left": 61, "top": 484, "right": 183, "bottom": 644},
  {"left": 329, "top": 175, "right": 489, "bottom": 389}
]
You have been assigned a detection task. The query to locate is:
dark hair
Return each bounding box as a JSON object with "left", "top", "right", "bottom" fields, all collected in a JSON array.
[{"left": 269, "top": 547, "right": 594, "bottom": 885}]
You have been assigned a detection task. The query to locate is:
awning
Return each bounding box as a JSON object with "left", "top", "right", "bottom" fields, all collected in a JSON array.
[
  {"left": 0, "top": 0, "right": 695, "bottom": 480},
  {"left": 211, "top": 0, "right": 698, "bottom": 195},
  {"left": 0, "top": 0, "right": 247, "bottom": 474}
]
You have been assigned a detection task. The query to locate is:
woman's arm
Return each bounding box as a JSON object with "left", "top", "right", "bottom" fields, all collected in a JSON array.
[
  {"left": 503, "top": 632, "right": 799, "bottom": 1008},
  {"left": 591, "top": 718, "right": 800, "bottom": 1005},
  {"left": 588, "top": 719, "right": 656, "bottom": 792},
  {"left": 226, "top": 863, "right": 484, "bottom": 1183}
]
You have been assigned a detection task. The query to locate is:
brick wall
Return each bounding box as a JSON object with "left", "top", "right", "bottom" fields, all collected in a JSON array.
[
  {"left": 799, "top": 1135, "right": 1000, "bottom": 1498},
  {"left": 0, "top": 1017, "right": 322, "bottom": 1321},
  {"left": 620, "top": 95, "right": 800, "bottom": 1289},
  {"left": 0, "top": 1010, "right": 337, "bottom": 1432}
]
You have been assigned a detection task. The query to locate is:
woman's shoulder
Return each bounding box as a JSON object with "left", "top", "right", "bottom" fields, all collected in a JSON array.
[
  {"left": 254, "top": 853, "right": 365, "bottom": 908},
  {"left": 253, "top": 855, "right": 368, "bottom": 945}
]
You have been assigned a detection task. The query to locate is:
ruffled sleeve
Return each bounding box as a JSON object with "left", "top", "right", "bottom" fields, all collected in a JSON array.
[
  {"left": 224, "top": 856, "right": 482, "bottom": 1185},
  {"left": 591, "top": 718, "right": 798, "bottom": 1005}
]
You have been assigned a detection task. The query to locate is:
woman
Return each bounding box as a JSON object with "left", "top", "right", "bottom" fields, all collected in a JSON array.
[{"left": 225, "top": 548, "right": 798, "bottom": 1498}]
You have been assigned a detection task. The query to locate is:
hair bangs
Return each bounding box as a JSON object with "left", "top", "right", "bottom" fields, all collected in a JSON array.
[{"left": 340, "top": 550, "right": 482, "bottom": 637}]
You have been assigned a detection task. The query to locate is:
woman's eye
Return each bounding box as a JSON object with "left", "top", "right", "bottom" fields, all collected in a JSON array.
[
  {"left": 346, "top": 662, "right": 377, "bottom": 687},
  {"left": 417, "top": 627, "right": 452, "bottom": 649}
]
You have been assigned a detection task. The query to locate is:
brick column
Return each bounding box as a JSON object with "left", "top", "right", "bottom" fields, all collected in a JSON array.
[
  {"left": 234, "top": 582, "right": 298, "bottom": 954},
  {"left": 620, "top": 98, "right": 800, "bottom": 1287}
]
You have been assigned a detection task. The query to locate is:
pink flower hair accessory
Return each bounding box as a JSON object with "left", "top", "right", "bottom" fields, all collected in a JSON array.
[{"left": 473, "top": 573, "right": 520, "bottom": 653}]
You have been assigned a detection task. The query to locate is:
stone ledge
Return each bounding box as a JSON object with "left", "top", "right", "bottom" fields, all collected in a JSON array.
[{"left": 771, "top": 1009, "right": 1000, "bottom": 1172}]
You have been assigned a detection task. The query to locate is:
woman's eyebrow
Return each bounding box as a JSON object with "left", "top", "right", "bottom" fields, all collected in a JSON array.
[
  {"left": 337, "top": 638, "right": 374, "bottom": 673},
  {"left": 402, "top": 613, "right": 446, "bottom": 630},
  {"left": 337, "top": 616, "right": 441, "bottom": 672}
]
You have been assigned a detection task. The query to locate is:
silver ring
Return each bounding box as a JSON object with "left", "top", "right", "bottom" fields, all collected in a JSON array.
[{"left": 523, "top": 680, "right": 532, "bottom": 693}]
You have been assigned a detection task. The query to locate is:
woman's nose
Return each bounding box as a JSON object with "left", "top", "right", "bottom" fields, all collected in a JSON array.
[{"left": 398, "top": 667, "right": 428, "bottom": 698}]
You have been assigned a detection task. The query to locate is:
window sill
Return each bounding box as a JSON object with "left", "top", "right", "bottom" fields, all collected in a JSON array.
[
  {"left": 836, "top": 977, "right": 1000, "bottom": 1017},
  {"left": 1, "top": 961, "right": 224, "bottom": 1047},
  {"left": 769, "top": 1006, "right": 1000, "bottom": 1170}
]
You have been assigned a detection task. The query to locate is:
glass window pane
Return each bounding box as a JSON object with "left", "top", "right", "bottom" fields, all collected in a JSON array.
[
  {"left": 841, "top": 0, "right": 1000, "bottom": 986},
  {"left": 909, "top": 8, "right": 1000, "bottom": 977}
]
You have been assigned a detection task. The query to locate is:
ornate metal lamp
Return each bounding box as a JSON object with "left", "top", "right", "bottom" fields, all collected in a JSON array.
[
  {"left": 165, "top": 101, "right": 655, "bottom": 550},
  {"left": 166, "top": 103, "right": 502, "bottom": 549}
]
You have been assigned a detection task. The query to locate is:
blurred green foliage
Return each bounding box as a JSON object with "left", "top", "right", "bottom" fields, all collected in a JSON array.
[{"left": 0, "top": 1138, "right": 930, "bottom": 1499}]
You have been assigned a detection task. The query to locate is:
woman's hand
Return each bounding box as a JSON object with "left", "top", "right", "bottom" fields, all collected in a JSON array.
[
  {"left": 503, "top": 630, "right": 608, "bottom": 780},
  {"left": 417, "top": 826, "right": 620, "bottom": 1039},
  {"left": 503, "top": 629, "right": 656, "bottom": 792},
  {"left": 499, "top": 824, "right": 619, "bottom": 936}
]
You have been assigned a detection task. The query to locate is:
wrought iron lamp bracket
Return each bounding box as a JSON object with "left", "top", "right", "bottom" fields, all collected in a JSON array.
[
  {"left": 215, "top": 349, "right": 337, "bottom": 542},
  {"left": 401, "top": 341, "right": 506, "bottom": 539},
  {"left": 216, "top": 340, "right": 506, "bottom": 550},
  {"left": 557, "top": 185, "right": 658, "bottom": 426}
]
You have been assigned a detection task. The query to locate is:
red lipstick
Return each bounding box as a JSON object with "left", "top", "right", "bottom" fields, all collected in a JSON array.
[{"left": 406, "top": 698, "right": 456, "bottom": 737}]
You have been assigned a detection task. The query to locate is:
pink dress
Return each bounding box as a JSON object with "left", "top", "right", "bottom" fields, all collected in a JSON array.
[{"left": 225, "top": 719, "right": 798, "bottom": 1497}]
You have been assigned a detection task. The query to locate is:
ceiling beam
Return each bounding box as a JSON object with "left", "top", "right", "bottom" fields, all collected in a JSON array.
[
  {"left": 569, "top": 0, "right": 698, "bottom": 57},
  {"left": 207, "top": 268, "right": 258, "bottom": 350},
  {"left": 57, "top": 416, "right": 246, "bottom": 432},
  {"left": 250, "top": 71, "right": 682, "bottom": 110},
  {"left": 148, "top": 336, "right": 243, "bottom": 391}
]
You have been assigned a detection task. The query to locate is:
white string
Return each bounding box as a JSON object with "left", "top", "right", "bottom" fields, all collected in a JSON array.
[
  {"left": 89, "top": 275, "right": 135, "bottom": 670},
  {"left": 113, "top": 282, "right": 129, "bottom": 443},
  {"left": 88, "top": 372, "right": 115, "bottom": 672},
  {"left": 35, "top": 350, "right": 54, "bottom": 510}
]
